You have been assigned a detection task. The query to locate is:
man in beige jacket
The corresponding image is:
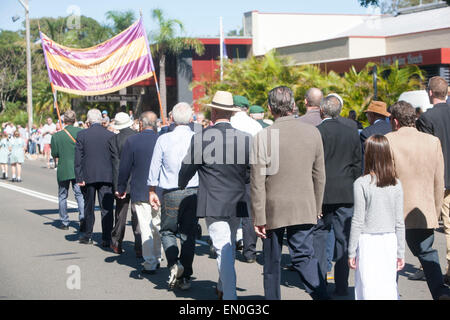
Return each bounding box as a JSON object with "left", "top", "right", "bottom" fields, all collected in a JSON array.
[
  {"left": 386, "top": 101, "right": 450, "bottom": 300},
  {"left": 251, "top": 86, "right": 328, "bottom": 300}
]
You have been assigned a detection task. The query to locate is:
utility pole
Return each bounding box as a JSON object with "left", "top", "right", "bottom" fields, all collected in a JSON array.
[{"left": 18, "top": 0, "right": 33, "bottom": 133}]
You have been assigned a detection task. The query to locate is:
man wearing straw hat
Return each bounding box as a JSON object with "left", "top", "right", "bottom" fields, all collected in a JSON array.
[
  {"left": 360, "top": 101, "right": 392, "bottom": 155},
  {"left": 178, "top": 91, "right": 252, "bottom": 300},
  {"left": 109, "top": 112, "right": 142, "bottom": 257}
]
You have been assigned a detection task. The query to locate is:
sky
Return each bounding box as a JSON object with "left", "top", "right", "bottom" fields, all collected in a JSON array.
[{"left": 0, "top": 0, "right": 372, "bottom": 37}]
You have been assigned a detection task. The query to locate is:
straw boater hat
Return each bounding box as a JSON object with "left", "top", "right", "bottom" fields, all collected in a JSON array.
[
  {"left": 364, "top": 101, "right": 390, "bottom": 117},
  {"left": 206, "top": 91, "right": 241, "bottom": 112},
  {"left": 113, "top": 112, "right": 134, "bottom": 130}
]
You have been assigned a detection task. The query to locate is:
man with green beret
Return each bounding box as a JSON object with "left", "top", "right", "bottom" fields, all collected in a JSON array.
[{"left": 249, "top": 105, "right": 270, "bottom": 128}]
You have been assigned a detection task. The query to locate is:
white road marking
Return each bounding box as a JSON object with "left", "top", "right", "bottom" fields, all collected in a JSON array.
[
  {"left": 0, "top": 181, "right": 212, "bottom": 246},
  {"left": 0, "top": 181, "right": 78, "bottom": 208}
]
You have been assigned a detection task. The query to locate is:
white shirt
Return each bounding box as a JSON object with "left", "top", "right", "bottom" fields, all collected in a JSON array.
[
  {"left": 42, "top": 123, "right": 56, "bottom": 145},
  {"left": 230, "top": 111, "right": 263, "bottom": 136},
  {"left": 148, "top": 125, "right": 199, "bottom": 190}
]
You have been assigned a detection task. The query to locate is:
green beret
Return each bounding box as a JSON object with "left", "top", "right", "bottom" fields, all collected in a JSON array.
[
  {"left": 233, "top": 95, "right": 250, "bottom": 108},
  {"left": 249, "top": 105, "right": 265, "bottom": 114}
]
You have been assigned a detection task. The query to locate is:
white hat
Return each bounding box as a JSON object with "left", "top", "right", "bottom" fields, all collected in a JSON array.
[
  {"left": 327, "top": 93, "right": 344, "bottom": 107},
  {"left": 113, "top": 112, "right": 134, "bottom": 130},
  {"left": 206, "top": 91, "right": 241, "bottom": 112}
]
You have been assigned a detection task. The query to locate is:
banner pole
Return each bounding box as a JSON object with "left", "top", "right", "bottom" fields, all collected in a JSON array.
[
  {"left": 51, "top": 83, "right": 63, "bottom": 131},
  {"left": 152, "top": 71, "right": 166, "bottom": 125}
]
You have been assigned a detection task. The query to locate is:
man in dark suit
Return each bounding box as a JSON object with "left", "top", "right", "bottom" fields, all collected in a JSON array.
[
  {"left": 416, "top": 76, "right": 450, "bottom": 286},
  {"left": 118, "top": 111, "right": 161, "bottom": 274},
  {"left": 75, "top": 108, "right": 115, "bottom": 246},
  {"left": 179, "top": 91, "right": 251, "bottom": 300},
  {"left": 360, "top": 101, "right": 391, "bottom": 154},
  {"left": 109, "top": 112, "right": 141, "bottom": 256},
  {"left": 313, "top": 96, "right": 362, "bottom": 297}
]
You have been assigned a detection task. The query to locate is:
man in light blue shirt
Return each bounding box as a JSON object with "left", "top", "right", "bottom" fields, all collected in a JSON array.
[{"left": 148, "top": 102, "right": 199, "bottom": 291}]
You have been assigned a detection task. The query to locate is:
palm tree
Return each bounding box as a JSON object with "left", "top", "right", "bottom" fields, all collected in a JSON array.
[{"left": 150, "top": 8, "right": 204, "bottom": 120}]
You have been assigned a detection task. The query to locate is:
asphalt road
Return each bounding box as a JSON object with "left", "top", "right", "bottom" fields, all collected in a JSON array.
[{"left": 0, "top": 157, "right": 448, "bottom": 300}]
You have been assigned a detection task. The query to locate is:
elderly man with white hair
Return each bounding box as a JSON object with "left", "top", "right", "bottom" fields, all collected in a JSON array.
[
  {"left": 148, "top": 102, "right": 199, "bottom": 291},
  {"left": 75, "top": 108, "right": 115, "bottom": 245}
]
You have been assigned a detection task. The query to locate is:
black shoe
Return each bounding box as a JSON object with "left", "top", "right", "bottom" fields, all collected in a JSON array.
[
  {"left": 443, "top": 274, "right": 450, "bottom": 286},
  {"left": 282, "top": 263, "right": 296, "bottom": 272},
  {"left": 10, "top": 178, "right": 16, "bottom": 182},
  {"left": 110, "top": 243, "right": 123, "bottom": 254},
  {"left": 196, "top": 223, "right": 202, "bottom": 240},
  {"left": 79, "top": 237, "right": 93, "bottom": 245},
  {"left": 408, "top": 269, "right": 426, "bottom": 281},
  {"left": 236, "top": 239, "right": 244, "bottom": 251},
  {"left": 244, "top": 256, "right": 256, "bottom": 263},
  {"left": 57, "top": 224, "right": 69, "bottom": 230},
  {"left": 1, "top": 173, "right": 5, "bottom": 179},
  {"left": 102, "top": 241, "right": 111, "bottom": 248},
  {"left": 16, "top": 178, "right": 22, "bottom": 183}
]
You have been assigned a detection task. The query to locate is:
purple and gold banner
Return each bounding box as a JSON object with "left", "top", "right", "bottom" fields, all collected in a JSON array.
[{"left": 40, "top": 18, "right": 155, "bottom": 96}]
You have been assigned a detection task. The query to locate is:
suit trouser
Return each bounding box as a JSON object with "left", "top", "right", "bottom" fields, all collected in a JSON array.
[
  {"left": 441, "top": 190, "right": 450, "bottom": 275},
  {"left": 313, "top": 205, "right": 353, "bottom": 295},
  {"left": 111, "top": 194, "right": 142, "bottom": 253},
  {"left": 242, "top": 184, "right": 257, "bottom": 260},
  {"left": 161, "top": 188, "right": 198, "bottom": 279},
  {"left": 263, "top": 224, "right": 328, "bottom": 300},
  {"left": 206, "top": 216, "right": 240, "bottom": 300},
  {"left": 58, "top": 179, "right": 84, "bottom": 227},
  {"left": 406, "top": 228, "right": 450, "bottom": 300},
  {"left": 83, "top": 182, "right": 114, "bottom": 241},
  {"left": 134, "top": 202, "right": 162, "bottom": 271}
]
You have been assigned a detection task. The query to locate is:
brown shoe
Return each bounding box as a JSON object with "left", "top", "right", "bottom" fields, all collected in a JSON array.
[
  {"left": 110, "top": 243, "right": 123, "bottom": 254},
  {"left": 215, "top": 287, "right": 223, "bottom": 300}
]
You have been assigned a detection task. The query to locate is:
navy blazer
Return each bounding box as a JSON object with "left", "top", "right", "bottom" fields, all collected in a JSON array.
[
  {"left": 360, "top": 119, "right": 392, "bottom": 154},
  {"left": 317, "top": 119, "right": 362, "bottom": 205},
  {"left": 178, "top": 122, "right": 251, "bottom": 218},
  {"left": 75, "top": 123, "right": 115, "bottom": 184},
  {"left": 417, "top": 102, "right": 450, "bottom": 188},
  {"left": 118, "top": 129, "right": 158, "bottom": 203}
]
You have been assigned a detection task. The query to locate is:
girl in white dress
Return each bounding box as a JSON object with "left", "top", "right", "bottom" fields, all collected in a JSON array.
[
  {"left": 0, "top": 132, "right": 10, "bottom": 179},
  {"left": 348, "top": 134, "right": 405, "bottom": 300}
]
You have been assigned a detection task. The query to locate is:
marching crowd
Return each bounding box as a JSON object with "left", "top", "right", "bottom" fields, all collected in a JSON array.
[{"left": 4, "top": 75, "right": 450, "bottom": 300}]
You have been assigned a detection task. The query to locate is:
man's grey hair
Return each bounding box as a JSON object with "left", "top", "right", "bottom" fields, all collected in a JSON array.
[
  {"left": 86, "top": 109, "right": 102, "bottom": 124},
  {"left": 268, "top": 86, "right": 295, "bottom": 116},
  {"left": 140, "top": 111, "right": 158, "bottom": 130},
  {"left": 63, "top": 110, "right": 76, "bottom": 124},
  {"left": 320, "top": 96, "right": 342, "bottom": 118},
  {"left": 172, "top": 102, "right": 192, "bottom": 125}
]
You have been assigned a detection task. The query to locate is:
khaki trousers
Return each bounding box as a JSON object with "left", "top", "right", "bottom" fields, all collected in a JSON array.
[
  {"left": 442, "top": 190, "right": 450, "bottom": 274},
  {"left": 134, "top": 202, "right": 162, "bottom": 271}
]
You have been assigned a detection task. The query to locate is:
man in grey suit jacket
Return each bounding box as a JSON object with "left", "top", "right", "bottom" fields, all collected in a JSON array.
[{"left": 251, "top": 86, "right": 328, "bottom": 300}]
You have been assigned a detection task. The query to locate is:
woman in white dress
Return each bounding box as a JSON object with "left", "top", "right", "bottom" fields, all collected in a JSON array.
[
  {"left": 0, "top": 131, "right": 10, "bottom": 179},
  {"left": 348, "top": 134, "right": 405, "bottom": 300}
]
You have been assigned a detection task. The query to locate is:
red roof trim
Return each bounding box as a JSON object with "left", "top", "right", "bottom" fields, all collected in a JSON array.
[{"left": 198, "top": 38, "right": 252, "bottom": 45}]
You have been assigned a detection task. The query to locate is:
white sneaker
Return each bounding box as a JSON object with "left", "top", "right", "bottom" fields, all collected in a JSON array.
[{"left": 168, "top": 262, "right": 184, "bottom": 289}]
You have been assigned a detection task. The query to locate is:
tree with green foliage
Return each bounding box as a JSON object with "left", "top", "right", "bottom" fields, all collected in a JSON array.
[
  {"left": 192, "top": 50, "right": 425, "bottom": 126},
  {"left": 149, "top": 8, "right": 205, "bottom": 120},
  {"left": 359, "top": 0, "right": 450, "bottom": 13},
  {"left": 106, "top": 10, "right": 136, "bottom": 34}
]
